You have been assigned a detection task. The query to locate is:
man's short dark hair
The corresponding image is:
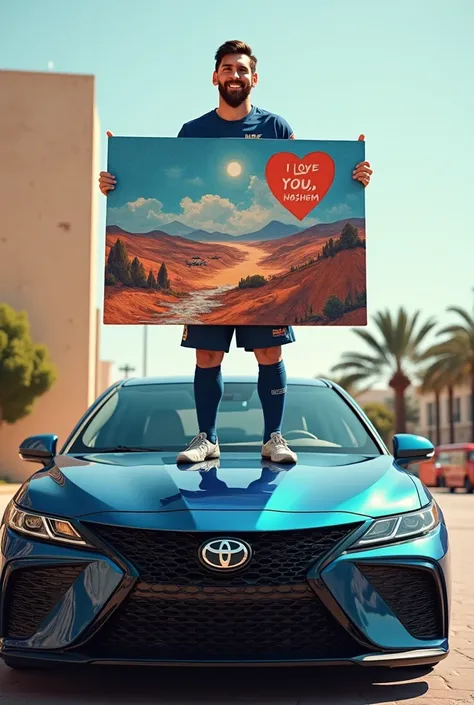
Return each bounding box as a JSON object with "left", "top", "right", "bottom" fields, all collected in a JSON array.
[{"left": 214, "top": 40, "right": 257, "bottom": 73}]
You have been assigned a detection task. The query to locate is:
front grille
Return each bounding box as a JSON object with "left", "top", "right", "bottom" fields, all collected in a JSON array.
[
  {"left": 3, "top": 564, "right": 88, "bottom": 639},
  {"left": 86, "top": 581, "right": 364, "bottom": 660},
  {"left": 82, "top": 524, "right": 360, "bottom": 586},
  {"left": 357, "top": 564, "right": 443, "bottom": 639}
]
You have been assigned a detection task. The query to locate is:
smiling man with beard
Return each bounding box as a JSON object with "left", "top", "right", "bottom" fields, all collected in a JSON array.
[
  {"left": 177, "top": 41, "right": 294, "bottom": 140},
  {"left": 99, "top": 40, "right": 373, "bottom": 466}
]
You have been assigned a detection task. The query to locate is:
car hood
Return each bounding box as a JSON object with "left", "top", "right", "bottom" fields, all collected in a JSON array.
[{"left": 13, "top": 452, "right": 422, "bottom": 528}]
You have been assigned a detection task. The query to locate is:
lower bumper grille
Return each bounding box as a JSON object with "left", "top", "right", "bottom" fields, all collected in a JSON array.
[
  {"left": 357, "top": 564, "right": 444, "bottom": 639},
  {"left": 85, "top": 581, "right": 365, "bottom": 660},
  {"left": 3, "top": 564, "right": 88, "bottom": 639}
]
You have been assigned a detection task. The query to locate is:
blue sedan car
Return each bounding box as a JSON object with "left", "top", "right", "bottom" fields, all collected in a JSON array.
[{"left": 0, "top": 376, "right": 450, "bottom": 670}]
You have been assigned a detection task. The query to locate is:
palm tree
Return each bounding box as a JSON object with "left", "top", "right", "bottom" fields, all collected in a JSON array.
[
  {"left": 331, "top": 308, "right": 436, "bottom": 434},
  {"left": 425, "top": 307, "right": 474, "bottom": 440},
  {"left": 385, "top": 393, "right": 420, "bottom": 432},
  {"left": 447, "top": 385, "right": 455, "bottom": 443}
]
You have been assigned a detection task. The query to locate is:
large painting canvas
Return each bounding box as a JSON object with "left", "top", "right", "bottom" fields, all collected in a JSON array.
[{"left": 104, "top": 137, "right": 367, "bottom": 326}]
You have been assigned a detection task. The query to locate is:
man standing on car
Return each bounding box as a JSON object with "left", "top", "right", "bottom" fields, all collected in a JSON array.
[{"left": 99, "top": 40, "right": 373, "bottom": 466}]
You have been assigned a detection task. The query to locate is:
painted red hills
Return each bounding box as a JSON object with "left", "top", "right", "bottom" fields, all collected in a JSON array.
[
  {"left": 104, "top": 218, "right": 366, "bottom": 326},
  {"left": 200, "top": 248, "right": 367, "bottom": 326},
  {"left": 257, "top": 220, "right": 366, "bottom": 269},
  {"left": 104, "top": 286, "right": 179, "bottom": 324},
  {"left": 105, "top": 228, "right": 245, "bottom": 293}
]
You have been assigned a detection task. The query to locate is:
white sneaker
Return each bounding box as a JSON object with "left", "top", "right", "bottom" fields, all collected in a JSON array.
[
  {"left": 261, "top": 433, "right": 297, "bottom": 464},
  {"left": 177, "top": 433, "right": 220, "bottom": 464}
]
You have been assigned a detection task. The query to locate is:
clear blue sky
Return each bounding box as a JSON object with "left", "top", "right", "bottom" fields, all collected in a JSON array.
[
  {"left": 106, "top": 136, "right": 364, "bottom": 234},
  {"left": 1, "top": 0, "right": 473, "bottom": 384}
]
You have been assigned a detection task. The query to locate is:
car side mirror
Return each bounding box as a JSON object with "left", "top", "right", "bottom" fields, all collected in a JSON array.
[
  {"left": 392, "top": 433, "right": 434, "bottom": 467},
  {"left": 19, "top": 434, "right": 58, "bottom": 465}
]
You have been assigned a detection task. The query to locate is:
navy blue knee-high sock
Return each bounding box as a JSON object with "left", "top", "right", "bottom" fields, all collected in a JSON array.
[
  {"left": 194, "top": 365, "right": 223, "bottom": 444},
  {"left": 257, "top": 360, "right": 287, "bottom": 443}
]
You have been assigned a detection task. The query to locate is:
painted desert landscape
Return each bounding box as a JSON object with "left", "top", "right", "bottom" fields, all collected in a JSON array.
[
  {"left": 104, "top": 136, "right": 367, "bottom": 326},
  {"left": 103, "top": 218, "right": 367, "bottom": 326}
]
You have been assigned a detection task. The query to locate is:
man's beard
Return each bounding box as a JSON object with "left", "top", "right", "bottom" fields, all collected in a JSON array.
[{"left": 218, "top": 80, "right": 251, "bottom": 108}]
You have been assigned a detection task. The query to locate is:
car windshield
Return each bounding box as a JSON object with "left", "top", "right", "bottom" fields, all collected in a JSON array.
[{"left": 66, "top": 382, "right": 381, "bottom": 456}]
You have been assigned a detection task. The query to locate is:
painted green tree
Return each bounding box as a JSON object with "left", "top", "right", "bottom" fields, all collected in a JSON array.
[
  {"left": 130, "top": 257, "right": 148, "bottom": 288},
  {"left": 147, "top": 270, "right": 157, "bottom": 289},
  {"left": 106, "top": 239, "right": 132, "bottom": 285},
  {"left": 323, "top": 295, "right": 344, "bottom": 320},
  {"left": 157, "top": 263, "right": 171, "bottom": 290}
]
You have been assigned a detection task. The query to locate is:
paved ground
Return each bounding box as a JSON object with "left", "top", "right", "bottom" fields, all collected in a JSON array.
[{"left": 0, "top": 486, "right": 472, "bottom": 704}]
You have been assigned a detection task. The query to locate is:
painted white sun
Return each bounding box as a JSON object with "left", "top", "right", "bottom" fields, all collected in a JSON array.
[{"left": 226, "top": 161, "right": 242, "bottom": 177}]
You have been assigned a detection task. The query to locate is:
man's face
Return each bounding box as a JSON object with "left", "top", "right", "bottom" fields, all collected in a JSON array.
[{"left": 213, "top": 53, "right": 258, "bottom": 107}]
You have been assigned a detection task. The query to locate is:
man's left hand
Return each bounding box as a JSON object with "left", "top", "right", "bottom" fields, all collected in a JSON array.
[
  {"left": 353, "top": 161, "right": 373, "bottom": 187},
  {"left": 353, "top": 134, "right": 372, "bottom": 187}
]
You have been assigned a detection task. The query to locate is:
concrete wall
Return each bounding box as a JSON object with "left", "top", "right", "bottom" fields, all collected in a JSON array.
[
  {"left": 355, "top": 389, "right": 391, "bottom": 406},
  {"left": 98, "top": 361, "right": 114, "bottom": 396},
  {"left": 0, "top": 70, "right": 99, "bottom": 481}
]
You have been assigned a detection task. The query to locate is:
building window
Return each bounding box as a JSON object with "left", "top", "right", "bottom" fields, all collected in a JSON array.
[
  {"left": 427, "top": 402, "right": 434, "bottom": 427},
  {"left": 453, "top": 397, "right": 461, "bottom": 423}
]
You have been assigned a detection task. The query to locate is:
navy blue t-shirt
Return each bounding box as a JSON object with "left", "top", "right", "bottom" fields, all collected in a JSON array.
[{"left": 177, "top": 106, "right": 293, "bottom": 139}]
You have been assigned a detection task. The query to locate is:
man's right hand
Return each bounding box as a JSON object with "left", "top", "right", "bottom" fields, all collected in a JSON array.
[
  {"left": 98, "top": 131, "right": 116, "bottom": 196},
  {"left": 99, "top": 171, "right": 116, "bottom": 195}
]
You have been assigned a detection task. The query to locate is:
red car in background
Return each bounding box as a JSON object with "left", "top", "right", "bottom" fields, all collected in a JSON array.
[
  {"left": 415, "top": 457, "right": 442, "bottom": 488},
  {"left": 413, "top": 443, "right": 474, "bottom": 492},
  {"left": 434, "top": 444, "right": 474, "bottom": 493}
]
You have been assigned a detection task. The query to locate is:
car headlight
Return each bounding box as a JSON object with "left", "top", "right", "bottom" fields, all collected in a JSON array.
[
  {"left": 354, "top": 502, "right": 440, "bottom": 547},
  {"left": 3, "top": 503, "right": 87, "bottom": 546}
]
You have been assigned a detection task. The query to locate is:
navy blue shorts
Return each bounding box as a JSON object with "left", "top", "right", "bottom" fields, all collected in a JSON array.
[{"left": 180, "top": 325, "right": 296, "bottom": 353}]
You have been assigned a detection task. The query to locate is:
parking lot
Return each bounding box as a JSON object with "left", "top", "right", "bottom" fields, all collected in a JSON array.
[{"left": 0, "top": 486, "right": 472, "bottom": 705}]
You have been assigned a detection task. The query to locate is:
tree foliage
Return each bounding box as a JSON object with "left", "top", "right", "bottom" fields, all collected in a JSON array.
[
  {"left": 130, "top": 257, "right": 148, "bottom": 288},
  {"left": 238, "top": 274, "right": 267, "bottom": 289},
  {"left": 147, "top": 270, "right": 157, "bottom": 289},
  {"left": 105, "top": 242, "right": 174, "bottom": 293},
  {"left": 331, "top": 308, "right": 437, "bottom": 433},
  {"left": 362, "top": 402, "right": 395, "bottom": 444},
  {"left": 385, "top": 394, "right": 420, "bottom": 427},
  {"left": 157, "top": 263, "right": 171, "bottom": 290},
  {"left": 105, "top": 271, "right": 117, "bottom": 286},
  {"left": 318, "top": 223, "right": 365, "bottom": 261},
  {"left": 323, "top": 295, "right": 345, "bottom": 320},
  {"left": 106, "top": 239, "right": 131, "bottom": 285},
  {"left": 420, "top": 306, "right": 474, "bottom": 440},
  {"left": 0, "top": 303, "right": 57, "bottom": 426}
]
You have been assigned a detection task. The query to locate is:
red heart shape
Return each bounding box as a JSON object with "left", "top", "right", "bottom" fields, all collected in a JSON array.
[{"left": 265, "top": 152, "right": 335, "bottom": 221}]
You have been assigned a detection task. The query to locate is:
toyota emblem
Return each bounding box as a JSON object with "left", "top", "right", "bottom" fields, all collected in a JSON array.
[{"left": 199, "top": 538, "right": 252, "bottom": 571}]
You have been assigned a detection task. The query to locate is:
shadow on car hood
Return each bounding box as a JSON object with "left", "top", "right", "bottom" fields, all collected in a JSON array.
[{"left": 13, "top": 452, "right": 420, "bottom": 522}]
